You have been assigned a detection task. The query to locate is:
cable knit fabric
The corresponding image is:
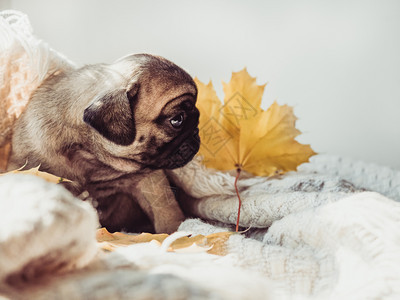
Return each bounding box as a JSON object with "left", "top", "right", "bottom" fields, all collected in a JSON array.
[
  {"left": 172, "top": 156, "right": 400, "bottom": 299},
  {"left": 168, "top": 156, "right": 360, "bottom": 228},
  {"left": 299, "top": 154, "right": 400, "bottom": 202}
]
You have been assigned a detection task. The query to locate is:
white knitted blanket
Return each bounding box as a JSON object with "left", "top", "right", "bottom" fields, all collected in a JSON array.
[
  {"left": 1, "top": 155, "right": 400, "bottom": 299},
  {"left": 1, "top": 10, "right": 400, "bottom": 300}
]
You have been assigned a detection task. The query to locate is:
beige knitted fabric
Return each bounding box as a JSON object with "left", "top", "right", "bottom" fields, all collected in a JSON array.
[{"left": 0, "top": 10, "right": 75, "bottom": 170}]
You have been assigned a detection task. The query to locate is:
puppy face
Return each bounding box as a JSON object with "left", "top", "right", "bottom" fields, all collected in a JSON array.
[{"left": 83, "top": 54, "right": 200, "bottom": 172}]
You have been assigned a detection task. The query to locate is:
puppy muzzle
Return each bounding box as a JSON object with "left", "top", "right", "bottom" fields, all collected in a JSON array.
[{"left": 162, "top": 129, "right": 200, "bottom": 169}]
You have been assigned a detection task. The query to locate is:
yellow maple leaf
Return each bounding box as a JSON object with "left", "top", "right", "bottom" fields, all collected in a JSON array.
[{"left": 195, "top": 68, "right": 316, "bottom": 176}]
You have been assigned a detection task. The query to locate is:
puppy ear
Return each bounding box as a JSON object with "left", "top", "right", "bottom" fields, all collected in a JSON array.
[{"left": 83, "top": 84, "right": 138, "bottom": 146}]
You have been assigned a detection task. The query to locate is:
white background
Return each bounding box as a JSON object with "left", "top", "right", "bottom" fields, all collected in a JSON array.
[{"left": 3, "top": 0, "right": 400, "bottom": 169}]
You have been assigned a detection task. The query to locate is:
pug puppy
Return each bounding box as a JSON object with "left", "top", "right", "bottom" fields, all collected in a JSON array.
[{"left": 8, "top": 54, "right": 200, "bottom": 233}]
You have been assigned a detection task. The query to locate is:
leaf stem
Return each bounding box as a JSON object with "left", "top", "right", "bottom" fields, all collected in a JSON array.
[{"left": 234, "top": 168, "right": 242, "bottom": 232}]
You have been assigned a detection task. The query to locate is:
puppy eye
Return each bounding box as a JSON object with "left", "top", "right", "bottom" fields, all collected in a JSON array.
[{"left": 170, "top": 113, "right": 184, "bottom": 128}]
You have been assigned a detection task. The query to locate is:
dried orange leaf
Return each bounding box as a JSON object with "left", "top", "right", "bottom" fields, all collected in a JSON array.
[
  {"left": 96, "top": 228, "right": 169, "bottom": 251},
  {"left": 203, "top": 232, "right": 234, "bottom": 256},
  {"left": 96, "top": 228, "right": 234, "bottom": 256},
  {"left": 169, "top": 234, "right": 207, "bottom": 250},
  {"left": 168, "top": 232, "right": 234, "bottom": 255},
  {"left": 0, "top": 165, "right": 69, "bottom": 183}
]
